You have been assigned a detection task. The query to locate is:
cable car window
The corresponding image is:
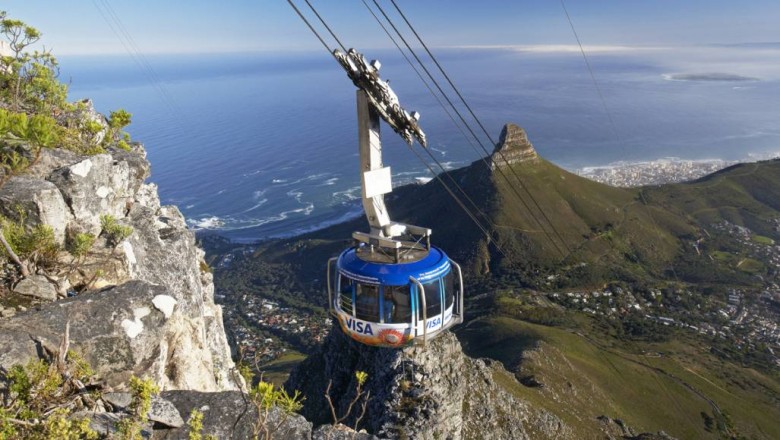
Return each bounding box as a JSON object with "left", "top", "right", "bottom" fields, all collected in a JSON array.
[
  {"left": 355, "top": 283, "right": 380, "bottom": 322},
  {"left": 419, "top": 280, "right": 441, "bottom": 320},
  {"left": 385, "top": 285, "right": 411, "bottom": 324},
  {"left": 444, "top": 271, "right": 454, "bottom": 309},
  {"left": 339, "top": 275, "right": 354, "bottom": 315}
]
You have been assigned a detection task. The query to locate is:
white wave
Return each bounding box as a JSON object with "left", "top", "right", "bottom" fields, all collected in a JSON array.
[
  {"left": 287, "top": 189, "right": 303, "bottom": 203},
  {"left": 241, "top": 169, "right": 264, "bottom": 178},
  {"left": 220, "top": 205, "right": 315, "bottom": 231},
  {"left": 240, "top": 199, "right": 268, "bottom": 214},
  {"left": 332, "top": 186, "right": 361, "bottom": 202},
  {"left": 253, "top": 189, "right": 267, "bottom": 200},
  {"left": 187, "top": 216, "right": 224, "bottom": 230},
  {"left": 320, "top": 177, "right": 339, "bottom": 186},
  {"left": 271, "top": 206, "right": 364, "bottom": 238},
  {"left": 272, "top": 179, "right": 287, "bottom": 184},
  {"left": 185, "top": 204, "right": 196, "bottom": 209},
  {"left": 216, "top": 189, "right": 226, "bottom": 195},
  {"left": 415, "top": 177, "right": 433, "bottom": 184}
]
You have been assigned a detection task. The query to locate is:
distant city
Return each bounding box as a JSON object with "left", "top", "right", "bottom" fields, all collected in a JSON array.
[{"left": 576, "top": 153, "right": 780, "bottom": 187}]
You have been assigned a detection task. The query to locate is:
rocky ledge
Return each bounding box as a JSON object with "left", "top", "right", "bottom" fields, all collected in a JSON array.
[
  {"left": 0, "top": 108, "right": 240, "bottom": 391},
  {"left": 286, "top": 328, "right": 570, "bottom": 439}
]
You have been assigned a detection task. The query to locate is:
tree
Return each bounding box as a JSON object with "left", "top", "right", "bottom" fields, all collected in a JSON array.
[
  {"left": 108, "top": 108, "right": 133, "bottom": 149},
  {"left": 0, "top": 11, "right": 67, "bottom": 113}
]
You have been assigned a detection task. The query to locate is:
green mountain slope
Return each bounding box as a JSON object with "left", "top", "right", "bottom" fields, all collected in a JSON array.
[{"left": 210, "top": 124, "right": 780, "bottom": 439}]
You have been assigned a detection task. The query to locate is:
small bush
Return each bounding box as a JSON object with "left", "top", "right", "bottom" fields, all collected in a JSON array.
[
  {"left": 67, "top": 232, "right": 95, "bottom": 259},
  {"left": 117, "top": 139, "right": 131, "bottom": 151},
  {"left": 0, "top": 215, "right": 59, "bottom": 266},
  {"left": 116, "top": 375, "right": 160, "bottom": 440},
  {"left": 249, "top": 380, "right": 304, "bottom": 440},
  {"left": 187, "top": 409, "right": 218, "bottom": 440},
  {"left": 1, "top": 355, "right": 98, "bottom": 439},
  {"left": 100, "top": 214, "right": 133, "bottom": 247}
]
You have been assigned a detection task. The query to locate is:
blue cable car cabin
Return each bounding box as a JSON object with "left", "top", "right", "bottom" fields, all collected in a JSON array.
[
  {"left": 327, "top": 244, "right": 464, "bottom": 347},
  {"left": 318, "top": 49, "right": 465, "bottom": 348}
]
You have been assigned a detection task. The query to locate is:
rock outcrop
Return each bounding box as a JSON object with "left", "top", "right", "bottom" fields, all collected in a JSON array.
[
  {"left": 490, "top": 123, "right": 538, "bottom": 170},
  {"left": 286, "top": 328, "right": 569, "bottom": 439},
  {"left": 0, "top": 113, "right": 240, "bottom": 392},
  {"left": 153, "top": 390, "right": 312, "bottom": 439}
]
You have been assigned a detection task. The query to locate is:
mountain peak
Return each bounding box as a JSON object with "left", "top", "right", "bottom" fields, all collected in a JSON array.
[{"left": 491, "top": 123, "right": 538, "bottom": 169}]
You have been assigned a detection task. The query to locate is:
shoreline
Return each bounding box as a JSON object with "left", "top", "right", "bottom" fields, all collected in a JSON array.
[{"left": 574, "top": 153, "right": 779, "bottom": 187}]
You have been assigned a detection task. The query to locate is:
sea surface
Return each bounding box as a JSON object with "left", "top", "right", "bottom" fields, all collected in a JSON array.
[{"left": 61, "top": 46, "right": 780, "bottom": 241}]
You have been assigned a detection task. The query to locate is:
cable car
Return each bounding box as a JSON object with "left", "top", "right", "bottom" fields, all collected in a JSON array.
[
  {"left": 326, "top": 49, "right": 464, "bottom": 347},
  {"left": 327, "top": 242, "right": 463, "bottom": 347}
]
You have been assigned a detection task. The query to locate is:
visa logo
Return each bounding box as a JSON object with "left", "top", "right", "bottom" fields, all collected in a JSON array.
[
  {"left": 426, "top": 317, "right": 442, "bottom": 329},
  {"left": 346, "top": 318, "right": 374, "bottom": 335}
]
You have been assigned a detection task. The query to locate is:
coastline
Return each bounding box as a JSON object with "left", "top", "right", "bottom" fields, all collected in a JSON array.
[{"left": 574, "top": 153, "right": 780, "bottom": 187}]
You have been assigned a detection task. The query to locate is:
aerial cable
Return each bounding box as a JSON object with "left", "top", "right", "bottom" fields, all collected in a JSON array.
[
  {"left": 286, "top": 0, "right": 336, "bottom": 55},
  {"left": 560, "top": 4, "right": 697, "bottom": 426},
  {"left": 92, "top": 0, "right": 183, "bottom": 119},
  {"left": 362, "top": 1, "right": 548, "bottom": 242},
  {"left": 301, "top": 0, "right": 348, "bottom": 53},
  {"left": 559, "top": 0, "right": 621, "bottom": 144},
  {"left": 389, "top": 0, "right": 496, "bottom": 147},
  {"left": 286, "top": 1, "right": 501, "bottom": 254},
  {"left": 287, "top": 1, "right": 535, "bottom": 262},
  {"left": 371, "top": 0, "right": 569, "bottom": 258},
  {"left": 361, "top": 1, "right": 499, "bottom": 229},
  {"left": 559, "top": 0, "right": 677, "bottom": 278},
  {"left": 373, "top": 0, "right": 568, "bottom": 258},
  {"left": 405, "top": 141, "right": 511, "bottom": 261},
  {"left": 361, "top": 0, "right": 484, "bottom": 163},
  {"left": 389, "top": 0, "right": 573, "bottom": 257}
]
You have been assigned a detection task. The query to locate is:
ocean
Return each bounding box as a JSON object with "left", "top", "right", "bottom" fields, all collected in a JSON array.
[{"left": 61, "top": 46, "right": 780, "bottom": 241}]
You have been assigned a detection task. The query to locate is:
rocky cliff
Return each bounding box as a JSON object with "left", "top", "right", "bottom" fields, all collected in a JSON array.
[
  {"left": 490, "top": 123, "right": 538, "bottom": 170},
  {"left": 0, "top": 102, "right": 240, "bottom": 392},
  {"left": 286, "top": 328, "right": 570, "bottom": 439}
]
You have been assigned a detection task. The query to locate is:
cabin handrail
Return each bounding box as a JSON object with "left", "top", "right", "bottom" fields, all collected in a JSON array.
[
  {"left": 326, "top": 257, "right": 338, "bottom": 317},
  {"left": 410, "top": 276, "right": 427, "bottom": 346},
  {"left": 449, "top": 259, "right": 464, "bottom": 324}
]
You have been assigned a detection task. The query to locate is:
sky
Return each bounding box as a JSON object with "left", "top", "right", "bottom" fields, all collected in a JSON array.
[{"left": 3, "top": 1, "right": 780, "bottom": 55}]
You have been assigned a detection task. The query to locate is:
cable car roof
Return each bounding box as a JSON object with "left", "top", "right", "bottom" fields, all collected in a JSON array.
[{"left": 337, "top": 245, "right": 451, "bottom": 286}]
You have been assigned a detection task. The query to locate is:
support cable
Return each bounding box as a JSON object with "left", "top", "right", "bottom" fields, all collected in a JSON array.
[
  {"left": 389, "top": 0, "right": 573, "bottom": 257},
  {"left": 405, "top": 143, "right": 511, "bottom": 261},
  {"left": 371, "top": 0, "right": 568, "bottom": 258},
  {"left": 560, "top": 0, "right": 680, "bottom": 279},
  {"left": 560, "top": 2, "right": 694, "bottom": 427},
  {"left": 361, "top": 0, "right": 505, "bottom": 233},
  {"left": 286, "top": 0, "right": 336, "bottom": 55},
  {"left": 302, "top": 0, "right": 348, "bottom": 53},
  {"left": 92, "top": 0, "right": 183, "bottom": 118},
  {"left": 287, "top": 0, "right": 503, "bottom": 257}
]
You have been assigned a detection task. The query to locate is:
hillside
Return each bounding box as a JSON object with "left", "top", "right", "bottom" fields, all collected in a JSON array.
[
  {"left": 210, "top": 124, "right": 780, "bottom": 439},
  {"left": 220, "top": 125, "right": 779, "bottom": 288}
]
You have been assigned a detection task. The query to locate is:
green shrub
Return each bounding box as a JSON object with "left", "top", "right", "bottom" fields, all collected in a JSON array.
[
  {"left": 0, "top": 356, "right": 99, "bottom": 439},
  {"left": 67, "top": 232, "right": 95, "bottom": 259},
  {"left": 117, "top": 376, "right": 160, "bottom": 440},
  {"left": 249, "top": 380, "right": 304, "bottom": 440},
  {"left": 187, "top": 409, "right": 218, "bottom": 440},
  {"left": 0, "top": 215, "right": 59, "bottom": 266},
  {"left": 108, "top": 109, "right": 132, "bottom": 130},
  {"left": 100, "top": 214, "right": 133, "bottom": 247},
  {"left": 117, "top": 139, "right": 131, "bottom": 151}
]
